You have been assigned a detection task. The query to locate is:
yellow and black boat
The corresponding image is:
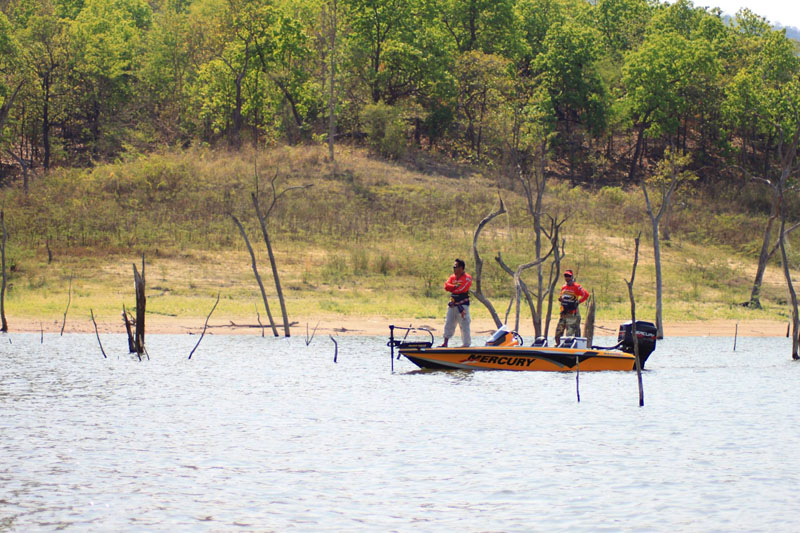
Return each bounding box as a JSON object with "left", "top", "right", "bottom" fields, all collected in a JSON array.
[{"left": 388, "top": 321, "right": 657, "bottom": 372}]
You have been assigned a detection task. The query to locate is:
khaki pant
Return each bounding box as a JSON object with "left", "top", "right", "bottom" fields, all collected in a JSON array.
[
  {"left": 443, "top": 305, "right": 471, "bottom": 347},
  {"left": 555, "top": 312, "right": 581, "bottom": 343}
]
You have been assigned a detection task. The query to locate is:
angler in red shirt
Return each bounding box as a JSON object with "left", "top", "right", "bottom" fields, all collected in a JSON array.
[
  {"left": 555, "top": 269, "right": 590, "bottom": 345},
  {"left": 440, "top": 258, "right": 472, "bottom": 347}
]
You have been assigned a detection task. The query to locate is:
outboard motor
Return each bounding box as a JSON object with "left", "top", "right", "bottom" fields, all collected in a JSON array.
[
  {"left": 486, "top": 325, "right": 523, "bottom": 347},
  {"left": 618, "top": 321, "right": 657, "bottom": 367}
]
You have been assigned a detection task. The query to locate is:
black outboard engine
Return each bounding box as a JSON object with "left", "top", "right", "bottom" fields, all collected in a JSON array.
[{"left": 618, "top": 321, "right": 657, "bottom": 368}]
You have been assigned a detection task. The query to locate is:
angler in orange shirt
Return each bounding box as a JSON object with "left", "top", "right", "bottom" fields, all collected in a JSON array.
[
  {"left": 440, "top": 258, "right": 472, "bottom": 347},
  {"left": 555, "top": 269, "right": 590, "bottom": 345}
]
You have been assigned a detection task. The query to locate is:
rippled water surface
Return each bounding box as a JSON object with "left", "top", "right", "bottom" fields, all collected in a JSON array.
[{"left": 1, "top": 332, "right": 799, "bottom": 531}]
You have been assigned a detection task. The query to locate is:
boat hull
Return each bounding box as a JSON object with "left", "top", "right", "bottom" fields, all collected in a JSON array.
[{"left": 399, "top": 346, "right": 638, "bottom": 371}]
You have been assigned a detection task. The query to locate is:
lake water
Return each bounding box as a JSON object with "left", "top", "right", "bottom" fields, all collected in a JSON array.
[{"left": 1, "top": 332, "right": 798, "bottom": 532}]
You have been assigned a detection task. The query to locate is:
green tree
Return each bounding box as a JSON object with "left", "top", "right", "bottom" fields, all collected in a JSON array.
[
  {"left": 67, "top": 0, "right": 152, "bottom": 157},
  {"left": 17, "top": 0, "right": 70, "bottom": 169},
  {"left": 537, "top": 20, "right": 607, "bottom": 182},
  {"left": 435, "top": 0, "right": 517, "bottom": 55},
  {"left": 187, "top": 0, "right": 282, "bottom": 146},
  {"left": 592, "top": 0, "right": 651, "bottom": 57},
  {"left": 455, "top": 50, "right": 511, "bottom": 158},
  {"left": 137, "top": 3, "right": 194, "bottom": 143},
  {"left": 621, "top": 28, "right": 716, "bottom": 180},
  {"left": 255, "top": 4, "right": 322, "bottom": 142},
  {"left": 722, "top": 24, "right": 800, "bottom": 308},
  {"left": 0, "top": 11, "right": 24, "bottom": 142}
]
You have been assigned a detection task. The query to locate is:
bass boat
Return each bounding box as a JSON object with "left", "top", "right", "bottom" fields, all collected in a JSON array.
[{"left": 387, "top": 321, "right": 657, "bottom": 372}]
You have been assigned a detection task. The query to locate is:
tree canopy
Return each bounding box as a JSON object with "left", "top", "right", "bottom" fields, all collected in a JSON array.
[{"left": 0, "top": 0, "right": 799, "bottom": 191}]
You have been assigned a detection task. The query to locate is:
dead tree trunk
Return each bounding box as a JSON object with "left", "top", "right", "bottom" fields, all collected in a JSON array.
[
  {"left": 252, "top": 193, "right": 290, "bottom": 337},
  {"left": 779, "top": 213, "right": 800, "bottom": 360},
  {"left": 231, "top": 214, "right": 279, "bottom": 337},
  {"left": 747, "top": 192, "right": 778, "bottom": 309},
  {"left": 495, "top": 243, "right": 555, "bottom": 333},
  {"left": 584, "top": 290, "right": 596, "bottom": 346},
  {"left": 471, "top": 197, "right": 507, "bottom": 328},
  {"left": 122, "top": 304, "right": 135, "bottom": 353},
  {"left": 250, "top": 171, "right": 312, "bottom": 337},
  {"left": 60, "top": 276, "right": 72, "bottom": 336},
  {"left": 625, "top": 233, "right": 644, "bottom": 407},
  {"left": 642, "top": 148, "right": 688, "bottom": 339},
  {"left": 544, "top": 229, "right": 566, "bottom": 340},
  {"left": 133, "top": 256, "right": 146, "bottom": 358},
  {"left": 1, "top": 209, "right": 7, "bottom": 332},
  {"left": 744, "top": 107, "right": 800, "bottom": 309}
]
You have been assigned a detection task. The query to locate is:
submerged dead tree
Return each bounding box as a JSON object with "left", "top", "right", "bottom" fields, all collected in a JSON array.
[
  {"left": 625, "top": 233, "right": 645, "bottom": 407},
  {"left": 743, "top": 97, "right": 800, "bottom": 310},
  {"left": 642, "top": 148, "right": 695, "bottom": 339},
  {"left": 495, "top": 217, "right": 567, "bottom": 338},
  {"left": 1, "top": 209, "right": 7, "bottom": 332},
  {"left": 495, "top": 238, "right": 556, "bottom": 333},
  {"left": 251, "top": 171, "right": 312, "bottom": 338},
  {"left": 778, "top": 214, "right": 800, "bottom": 360},
  {"left": 584, "top": 290, "right": 596, "bottom": 346},
  {"left": 231, "top": 213, "right": 279, "bottom": 337},
  {"left": 132, "top": 255, "right": 146, "bottom": 358},
  {"left": 471, "top": 197, "right": 507, "bottom": 328}
]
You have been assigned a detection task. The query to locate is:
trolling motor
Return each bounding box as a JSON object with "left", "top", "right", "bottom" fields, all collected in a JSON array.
[{"left": 388, "top": 325, "right": 434, "bottom": 372}]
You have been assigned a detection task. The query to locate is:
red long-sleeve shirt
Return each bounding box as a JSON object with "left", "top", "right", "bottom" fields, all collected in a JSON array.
[
  {"left": 445, "top": 272, "right": 472, "bottom": 296},
  {"left": 559, "top": 281, "right": 589, "bottom": 315}
]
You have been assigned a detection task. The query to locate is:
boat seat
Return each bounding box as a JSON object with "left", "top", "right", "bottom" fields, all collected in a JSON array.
[{"left": 558, "top": 337, "right": 587, "bottom": 349}]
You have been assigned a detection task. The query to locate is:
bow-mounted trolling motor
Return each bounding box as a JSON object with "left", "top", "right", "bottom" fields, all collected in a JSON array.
[{"left": 387, "top": 325, "right": 434, "bottom": 371}]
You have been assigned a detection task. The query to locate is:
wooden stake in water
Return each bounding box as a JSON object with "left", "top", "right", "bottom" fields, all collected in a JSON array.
[
  {"left": 575, "top": 354, "right": 580, "bottom": 403},
  {"left": 733, "top": 323, "right": 738, "bottom": 351}
]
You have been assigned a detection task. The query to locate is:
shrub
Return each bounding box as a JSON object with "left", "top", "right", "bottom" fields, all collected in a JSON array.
[{"left": 362, "top": 102, "right": 407, "bottom": 159}]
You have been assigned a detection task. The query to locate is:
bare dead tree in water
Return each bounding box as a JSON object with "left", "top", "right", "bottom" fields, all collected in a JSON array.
[
  {"left": 625, "top": 233, "right": 645, "bottom": 407},
  {"left": 495, "top": 214, "right": 566, "bottom": 336},
  {"left": 132, "top": 255, "right": 147, "bottom": 359},
  {"left": 231, "top": 213, "right": 278, "bottom": 337},
  {"left": 189, "top": 292, "right": 220, "bottom": 360},
  {"left": 90, "top": 309, "right": 107, "bottom": 358},
  {"left": 251, "top": 170, "right": 312, "bottom": 338},
  {"left": 742, "top": 107, "right": 800, "bottom": 310},
  {"left": 1, "top": 209, "right": 7, "bottom": 332},
  {"left": 60, "top": 276, "right": 72, "bottom": 336},
  {"left": 642, "top": 148, "right": 695, "bottom": 339},
  {"left": 122, "top": 304, "right": 135, "bottom": 353},
  {"left": 584, "top": 290, "right": 596, "bottom": 347},
  {"left": 495, "top": 243, "right": 555, "bottom": 333},
  {"left": 515, "top": 155, "right": 572, "bottom": 338},
  {"left": 778, "top": 212, "right": 800, "bottom": 360},
  {"left": 471, "top": 197, "right": 507, "bottom": 328}
]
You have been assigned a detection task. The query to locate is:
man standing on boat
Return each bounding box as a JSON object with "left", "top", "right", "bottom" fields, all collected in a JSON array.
[
  {"left": 440, "top": 258, "right": 472, "bottom": 347},
  {"left": 555, "top": 269, "right": 590, "bottom": 345}
]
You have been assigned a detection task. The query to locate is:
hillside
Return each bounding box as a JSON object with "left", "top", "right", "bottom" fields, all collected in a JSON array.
[{"left": 1, "top": 145, "right": 796, "bottom": 336}]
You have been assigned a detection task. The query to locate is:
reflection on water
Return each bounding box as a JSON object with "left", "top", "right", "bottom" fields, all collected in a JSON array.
[{"left": 1, "top": 333, "right": 799, "bottom": 531}]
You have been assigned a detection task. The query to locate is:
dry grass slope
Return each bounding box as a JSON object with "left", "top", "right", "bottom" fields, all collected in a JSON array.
[{"left": 1, "top": 144, "right": 797, "bottom": 334}]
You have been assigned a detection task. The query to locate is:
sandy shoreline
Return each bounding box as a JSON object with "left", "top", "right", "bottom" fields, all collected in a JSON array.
[{"left": 7, "top": 315, "right": 790, "bottom": 338}]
